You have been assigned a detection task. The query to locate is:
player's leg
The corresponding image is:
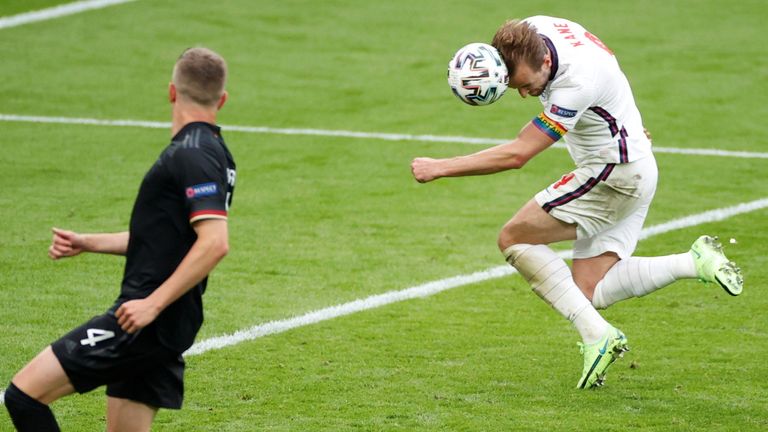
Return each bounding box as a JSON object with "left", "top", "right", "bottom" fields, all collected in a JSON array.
[
  {"left": 500, "top": 204, "right": 628, "bottom": 389},
  {"left": 588, "top": 253, "right": 696, "bottom": 309},
  {"left": 5, "top": 346, "right": 73, "bottom": 431},
  {"left": 586, "top": 235, "right": 742, "bottom": 309},
  {"left": 106, "top": 397, "right": 157, "bottom": 432},
  {"left": 571, "top": 251, "right": 620, "bottom": 299},
  {"left": 569, "top": 160, "right": 742, "bottom": 309},
  {"left": 559, "top": 155, "right": 686, "bottom": 307},
  {"left": 500, "top": 199, "right": 612, "bottom": 345},
  {"left": 105, "top": 346, "right": 185, "bottom": 431},
  {"left": 98, "top": 316, "right": 185, "bottom": 431},
  {"left": 566, "top": 178, "right": 699, "bottom": 308},
  {"left": 5, "top": 310, "right": 129, "bottom": 431},
  {"left": 504, "top": 162, "right": 648, "bottom": 388}
]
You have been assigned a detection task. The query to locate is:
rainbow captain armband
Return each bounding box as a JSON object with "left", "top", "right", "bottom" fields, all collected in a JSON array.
[{"left": 532, "top": 112, "right": 567, "bottom": 141}]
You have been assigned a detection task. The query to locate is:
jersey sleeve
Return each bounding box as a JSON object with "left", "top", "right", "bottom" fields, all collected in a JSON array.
[
  {"left": 534, "top": 79, "right": 596, "bottom": 140},
  {"left": 170, "top": 146, "right": 229, "bottom": 224}
]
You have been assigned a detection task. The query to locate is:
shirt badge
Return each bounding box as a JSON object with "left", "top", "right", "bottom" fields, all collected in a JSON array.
[
  {"left": 186, "top": 182, "right": 218, "bottom": 198},
  {"left": 550, "top": 104, "right": 577, "bottom": 118}
]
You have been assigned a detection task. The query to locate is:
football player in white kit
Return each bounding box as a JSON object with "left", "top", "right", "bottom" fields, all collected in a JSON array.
[{"left": 411, "top": 16, "right": 743, "bottom": 389}]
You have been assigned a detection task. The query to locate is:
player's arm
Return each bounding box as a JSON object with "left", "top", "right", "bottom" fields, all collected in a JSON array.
[
  {"left": 48, "top": 228, "right": 129, "bottom": 259},
  {"left": 115, "top": 218, "right": 228, "bottom": 333},
  {"left": 411, "top": 120, "right": 559, "bottom": 183}
]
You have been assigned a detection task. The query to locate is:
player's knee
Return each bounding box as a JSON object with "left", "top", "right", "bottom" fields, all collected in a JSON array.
[
  {"left": 497, "top": 231, "right": 509, "bottom": 252},
  {"left": 5, "top": 382, "right": 31, "bottom": 414},
  {"left": 497, "top": 223, "right": 521, "bottom": 252}
]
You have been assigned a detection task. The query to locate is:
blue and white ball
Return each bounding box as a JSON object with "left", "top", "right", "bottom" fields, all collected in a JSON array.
[{"left": 447, "top": 43, "right": 508, "bottom": 106}]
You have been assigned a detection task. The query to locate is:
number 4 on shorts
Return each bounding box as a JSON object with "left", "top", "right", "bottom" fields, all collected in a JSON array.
[{"left": 80, "top": 328, "right": 116, "bottom": 346}]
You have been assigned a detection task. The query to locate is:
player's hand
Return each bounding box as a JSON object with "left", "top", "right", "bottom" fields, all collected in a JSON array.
[
  {"left": 411, "top": 157, "right": 441, "bottom": 183},
  {"left": 49, "top": 227, "right": 85, "bottom": 260},
  {"left": 643, "top": 127, "right": 652, "bottom": 142},
  {"left": 115, "top": 299, "right": 161, "bottom": 333}
]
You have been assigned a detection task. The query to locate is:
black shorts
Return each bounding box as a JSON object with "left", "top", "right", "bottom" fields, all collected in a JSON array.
[{"left": 50, "top": 311, "right": 185, "bottom": 409}]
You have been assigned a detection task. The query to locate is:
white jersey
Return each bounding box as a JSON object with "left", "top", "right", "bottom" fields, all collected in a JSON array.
[{"left": 525, "top": 16, "right": 653, "bottom": 166}]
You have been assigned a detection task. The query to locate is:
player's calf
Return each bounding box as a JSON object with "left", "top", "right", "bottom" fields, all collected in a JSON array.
[{"left": 4, "top": 382, "right": 61, "bottom": 432}]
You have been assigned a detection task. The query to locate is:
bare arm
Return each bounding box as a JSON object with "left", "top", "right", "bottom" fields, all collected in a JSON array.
[
  {"left": 48, "top": 228, "right": 129, "bottom": 259},
  {"left": 115, "top": 218, "right": 229, "bottom": 333},
  {"left": 411, "top": 121, "right": 557, "bottom": 183}
]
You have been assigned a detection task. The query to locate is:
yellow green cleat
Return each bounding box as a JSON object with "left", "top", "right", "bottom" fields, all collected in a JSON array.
[
  {"left": 576, "top": 326, "right": 629, "bottom": 389},
  {"left": 690, "top": 235, "right": 743, "bottom": 296}
]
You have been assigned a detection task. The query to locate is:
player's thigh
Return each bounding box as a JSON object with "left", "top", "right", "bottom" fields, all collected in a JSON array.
[
  {"left": 50, "top": 311, "right": 175, "bottom": 396},
  {"left": 107, "top": 396, "right": 157, "bottom": 432},
  {"left": 12, "top": 345, "right": 75, "bottom": 404},
  {"left": 106, "top": 351, "right": 185, "bottom": 410},
  {"left": 499, "top": 198, "right": 577, "bottom": 249}
]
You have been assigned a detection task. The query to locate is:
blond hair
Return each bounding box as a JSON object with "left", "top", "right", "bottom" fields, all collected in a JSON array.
[
  {"left": 172, "top": 47, "right": 227, "bottom": 107},
  {"left": 491, "top": 20, "right": 548, "bottom": 76}
]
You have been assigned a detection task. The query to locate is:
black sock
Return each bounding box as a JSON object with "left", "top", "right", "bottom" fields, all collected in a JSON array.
[{"left": 4, "top": 382, "right": 61, "bottom": 432}]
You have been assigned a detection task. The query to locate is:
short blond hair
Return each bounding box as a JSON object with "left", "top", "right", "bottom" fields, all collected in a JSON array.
[
  {"left": 491, "top": 20, "right": 548, "bottom": 76},
  {"left": 172, "top": 47, "right": 227, "bottom": 107}
]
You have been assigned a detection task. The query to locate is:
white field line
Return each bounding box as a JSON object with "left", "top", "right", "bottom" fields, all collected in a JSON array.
[
  {"left": 0, "top": 0, "right": 135, "bottom": 30},
  {"left": 0, "top": 202, "right": 766, "bottom": 406},
  {"left": 2, "top": 113, "right": 768, "bottom": 159},
  {"left": 184, "top": 196, "right": 768, "bottom": 357}
]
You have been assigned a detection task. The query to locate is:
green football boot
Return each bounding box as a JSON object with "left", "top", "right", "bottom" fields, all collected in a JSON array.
[
  {"left": 690, "top": 235, "right": 743, "bottom": 296},
  {"left": 576, "top": 326, "right": 629, "bottom": 389}
]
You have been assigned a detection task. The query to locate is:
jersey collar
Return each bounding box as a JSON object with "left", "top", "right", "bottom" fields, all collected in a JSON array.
[
  {"left": 540, "top": 34, "right": 559, "bottom": 82},
  {"left": 173, "top": 122, "right": 222, "bottom": 141}
]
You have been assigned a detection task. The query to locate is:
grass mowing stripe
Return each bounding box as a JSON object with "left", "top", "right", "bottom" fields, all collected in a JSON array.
[
  {"left": 0, "top": 162, "right": 763, "bottom": 407},
  {"left": 182, "top": 196, "right": 768, "bottom": 357},
  {"left": 2, "top": 113, "right": 768, "bottom": 159},
  {"left": 2, "top": 202, "right": 762, "bottom": 408},
  {"left": 0, "top": 0, "right": 136, "bottom": 30}
]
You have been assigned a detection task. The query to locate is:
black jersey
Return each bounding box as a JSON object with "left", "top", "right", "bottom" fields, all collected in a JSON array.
[{"left": 118, "top": 122, "right": 236, "bottom": 352}]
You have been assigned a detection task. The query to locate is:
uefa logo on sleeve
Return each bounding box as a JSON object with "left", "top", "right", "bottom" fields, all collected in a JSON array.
[{"left": 186, "top": 182, "right": 218, "bottom": 198}]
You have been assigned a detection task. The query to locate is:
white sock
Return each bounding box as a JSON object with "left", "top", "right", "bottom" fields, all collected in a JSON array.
[
  {"left": 504, "top": 244, "right": 609, "bottom": 344},
  {"left": 592, "top": 253, "right": 697, "bottom": 309}
]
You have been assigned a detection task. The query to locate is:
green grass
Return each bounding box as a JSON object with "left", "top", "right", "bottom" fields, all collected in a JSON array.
[
  {"left": 0, "top": 1, "right": 71, "bottom": 17},
  {"left": 1, "top": 0, "right": 767, "bottom": 430}
]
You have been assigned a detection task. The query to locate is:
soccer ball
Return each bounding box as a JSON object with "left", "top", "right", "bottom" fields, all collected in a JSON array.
[{"left": 447, "top": 42, "right": 508, "bottom": 106}]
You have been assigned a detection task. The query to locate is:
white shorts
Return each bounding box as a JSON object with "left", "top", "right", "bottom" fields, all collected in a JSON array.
[{"left": 534, "top": 155, "right": 658, "bottom": 259}]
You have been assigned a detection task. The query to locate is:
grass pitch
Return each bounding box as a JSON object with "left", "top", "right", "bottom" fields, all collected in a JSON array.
[{"left": 1, "top": 0, "right": 766, "bottom": 430}]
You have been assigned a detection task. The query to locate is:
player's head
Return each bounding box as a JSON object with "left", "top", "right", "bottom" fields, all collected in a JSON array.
[
  {"left": 171, "top": 47, "right": 228, "bottom": 109},
  {"left": 492, "top": 20, "right": 551, "bottom": 98}
]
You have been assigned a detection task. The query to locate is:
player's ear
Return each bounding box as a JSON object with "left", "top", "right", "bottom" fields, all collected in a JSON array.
[
  {"left": 216, "top": 91, "right": 228, "bottom": 110},
  {"left": 169, "top": 82, "right": 177, "bottom": 103},
  {"left": 542, "top": 53, "right": 552, "bottom": 69}
]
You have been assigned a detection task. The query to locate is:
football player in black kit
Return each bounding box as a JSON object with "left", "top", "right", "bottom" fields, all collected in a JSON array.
[{"left": 4, "top": 47, "right": 236, "bottom": 432}]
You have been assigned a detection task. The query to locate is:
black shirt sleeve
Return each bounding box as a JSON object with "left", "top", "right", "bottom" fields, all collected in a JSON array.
[{"left": 169, "top": 144, "right": 229, "bottom": 223}]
